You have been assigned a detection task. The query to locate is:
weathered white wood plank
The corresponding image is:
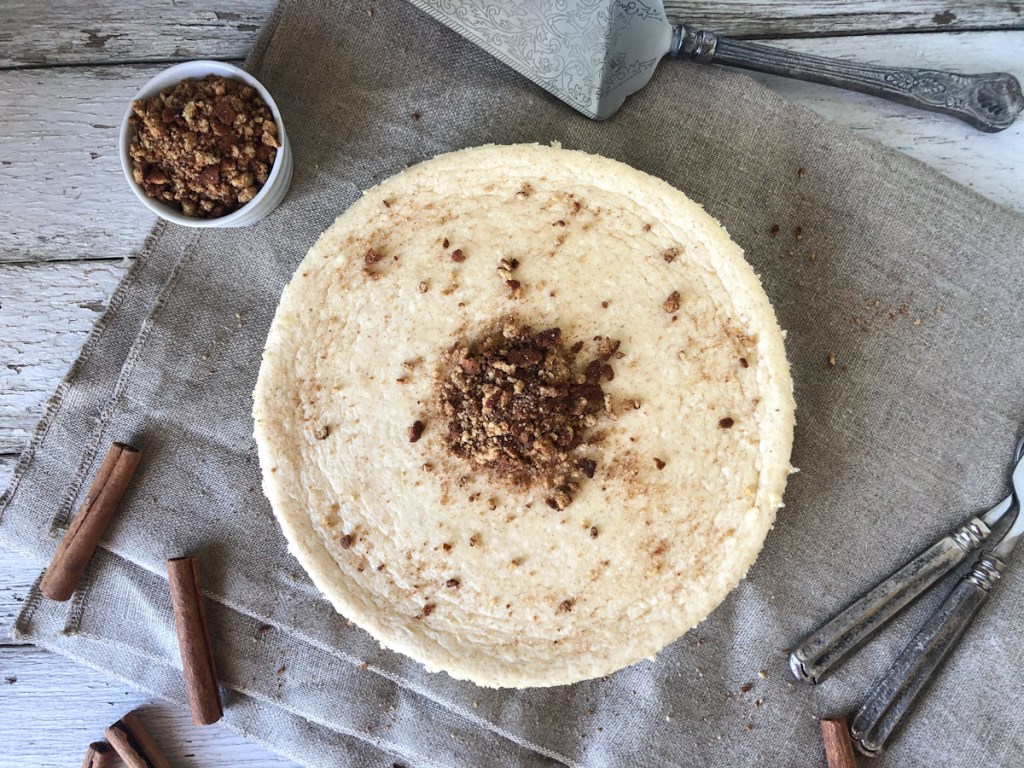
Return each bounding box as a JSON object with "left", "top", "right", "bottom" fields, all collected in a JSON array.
[
  {"left": 0, "top": 64, "right": 170, "bottom": 263},
  {"left": 0, "top": 548, "right": 36, "bottom": 643},
  {"left": 0, "top": 0, "right": 276, "bottom": 68},
  {"left": 740, "top": 31, "right": 1024, "bottom": 211},
  {"left": 2, "top": 0, "right": 1022, "bottom": 68},
  {"left": 0, "top": 259, "right": 127, "bottom": 455},
  {"left": 0, "top": 455, "right": 15, "bottom": 496},
  {"left": 0, "top": 643, "right": 297, "bottom": 766},
  {"left": 664, "top": 0, "right": 1024, "bottom": 37},
  {"left": 2, "top": 34, "right": 1021, "bottom": 266}
]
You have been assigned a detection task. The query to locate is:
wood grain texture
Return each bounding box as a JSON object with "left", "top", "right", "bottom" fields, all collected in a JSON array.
[
  {"left": 0, "top": 645, "right": 296, "bottom": 767},
  {"left": 664, "top": 0, "right": 1024, "bottom": 37},
  {"left": 1, "top": 33, "right": 1022, "bottom": 266},
  {"left": 1, "top": 0, "right": 1022, "bottom": 69},
  {"left": 741, "top": 31, "right": 1024, "bottom": 212},
  {"left": 1, "top": 549, "right": 38, "bottom": 643},
  {"left": 0, "top": 64, "right": 167, "bottom": 263},
  {"left": 0, "top": 455, "right": 15, "bottom": 496},
  {"left": 0, "top": 0, "right": 276, "bottom": 68},
  {"left": 0, "top": 259, "right": 126, "bottom": 455}
]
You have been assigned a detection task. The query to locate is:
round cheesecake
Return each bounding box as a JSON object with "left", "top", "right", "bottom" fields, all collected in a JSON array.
[{"left": 252, "top": 144, "right": 795, "bottom": 688}]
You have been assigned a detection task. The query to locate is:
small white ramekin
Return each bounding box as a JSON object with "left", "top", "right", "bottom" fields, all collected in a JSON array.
[{"left": 119, "top": 60, "right": 293, "bottom": 228}]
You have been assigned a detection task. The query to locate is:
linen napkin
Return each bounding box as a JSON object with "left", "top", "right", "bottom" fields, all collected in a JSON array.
[{"left": 3, "top": 1, "right": 1024, "bottom": 765}]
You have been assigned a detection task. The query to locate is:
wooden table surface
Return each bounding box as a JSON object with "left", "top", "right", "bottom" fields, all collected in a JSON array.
[{"left": 1, "top": 3, "right": 1022, "bottom": 765}]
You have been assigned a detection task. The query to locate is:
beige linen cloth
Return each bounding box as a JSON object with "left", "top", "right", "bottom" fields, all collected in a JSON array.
[{"left": 3, "top": 1, "right": 1023, "bottom": 765}]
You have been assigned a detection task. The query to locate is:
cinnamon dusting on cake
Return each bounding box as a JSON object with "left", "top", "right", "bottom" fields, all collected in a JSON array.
[{"left": 433, "top": 317, "right": 618, "bottom": 509}]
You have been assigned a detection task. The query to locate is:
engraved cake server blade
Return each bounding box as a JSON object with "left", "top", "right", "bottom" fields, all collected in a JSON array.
[{"left": 406, "top": 0, "right": 1023, "bottom": 131}]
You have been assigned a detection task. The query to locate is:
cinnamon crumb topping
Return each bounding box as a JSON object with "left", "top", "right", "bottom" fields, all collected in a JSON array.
[
  {"left": 654, "top": 457, "right": 665, "bottom": 470},
  {"left": 437, "top": 318, "right": 615, "bottom": 508},
  {"left": 596, "top": 338, "right": 620, "bottom": 360},
  {"left": 558, "top": 599, "right": 574, "bottom": 613},
  {"left": 662, "top": 291, "right": 681, "bottom": 313},
  {"left": 719, "top": 417, "right": 734, "bottom": 429},
  {"left": 408, "top": 420, "right": 425, "bottom": 442}
]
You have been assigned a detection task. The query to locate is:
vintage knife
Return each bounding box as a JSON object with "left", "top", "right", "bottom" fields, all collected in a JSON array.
[{"left": 406, "top": 0, "right": 1023, "bottom": 132}]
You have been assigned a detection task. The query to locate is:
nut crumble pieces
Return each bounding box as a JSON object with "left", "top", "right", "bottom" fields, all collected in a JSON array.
[
  {"left": 437, "top": 319, "right": 618, "bottom": 510},
  {"left": 128, "top": 74, "right": 279, "bottom": 218}
]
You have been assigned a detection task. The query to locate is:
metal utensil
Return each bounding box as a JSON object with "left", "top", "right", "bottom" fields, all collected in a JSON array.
[
  {"left": 851, "top": 450, "right": 1024, "bottom": 755},
  {"left": 406, "top": 0, "right": 1024, "bottom": 131},
  {"left": 790, "top": 435, "right": 1024, "bottom": 686}
]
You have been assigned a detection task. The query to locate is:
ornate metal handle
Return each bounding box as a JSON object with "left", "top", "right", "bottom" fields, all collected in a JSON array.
[
  {"left": 670, "top": 25, "right": 1024, "bottom": 132},
  {"left": 850, "top": 553, "right": 1005, "bottom": 756},
  {"left": 789, "top": 518, "right": 990, "bottom": 685}
]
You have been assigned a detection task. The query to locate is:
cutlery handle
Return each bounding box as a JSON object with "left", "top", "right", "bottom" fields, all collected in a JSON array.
[
  {"left": 670, "top": 25, "right": 1024, "bottom": 132},
  {"left": 850, "top": 553, "right": 1005, "bottom": 756},
  {"left": 789, "top": 518, "right": 990, "bottom": 685}
]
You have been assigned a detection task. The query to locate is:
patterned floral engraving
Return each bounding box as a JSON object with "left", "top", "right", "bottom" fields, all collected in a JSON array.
[
  {"left": 410, "top": 0, "right": 671, "bottom": 118},
  {"left": 411, "top": 1, "right": 1023, "bottom": 130}
]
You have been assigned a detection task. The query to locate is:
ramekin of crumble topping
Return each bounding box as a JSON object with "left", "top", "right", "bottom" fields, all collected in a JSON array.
[{"left": 119, "top": 61, "right": 292, "bottom": 228}]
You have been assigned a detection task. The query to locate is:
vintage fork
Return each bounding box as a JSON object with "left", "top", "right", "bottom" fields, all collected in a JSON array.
[
  {"left": 850, "top": 447, "right": 1024, "bottom": 755},
  {"left": 790, "top": 436, "right": 1024, "bottom": 687}
]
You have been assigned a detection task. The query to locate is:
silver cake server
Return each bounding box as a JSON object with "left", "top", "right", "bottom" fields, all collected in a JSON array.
[{"left": 406, "top": 0, "right": 1023, "bottom": 131}]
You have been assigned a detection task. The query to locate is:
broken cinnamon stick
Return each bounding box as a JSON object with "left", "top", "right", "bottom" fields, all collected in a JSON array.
[
  {"left": 81, "top": 741, "right": 114, "bottom": 768},
  {"left": 167, "top": 556, "right": 223, "bottom": 725},
  {"left": 40, "top": 442, "right": 142, "bottom": 601},
  {"left": 104, "top": 711, "right": 172, "bottom": 768},
  {"left": 821, "top": 717, "right": 858, "bottom": 768}
]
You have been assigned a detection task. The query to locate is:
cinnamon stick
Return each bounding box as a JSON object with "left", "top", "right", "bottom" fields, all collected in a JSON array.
[
  {"left": 40, "top": 442, "right": 142, "bottom": 601},
  {"left": 104, "top": 711, "right": 172, "bottom": 768},
  {"left": 167, "top": 556, "right": 223, "bottom": 725},
  {"left": 821, "top": 717, "right": 858, "bottom": 768},
  {"left": 81, "top": 741, "right": 114, "bottom": 768}
]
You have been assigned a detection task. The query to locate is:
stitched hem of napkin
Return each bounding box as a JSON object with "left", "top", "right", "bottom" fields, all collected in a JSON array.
[
  {"left": 13, "top": 555, "right": 571, "bottom": 768},
  {"left": 0, "top": 223, "right": 171, "bottom": 525},
  {"left": 7, "top": 495, "right": 576, "bottom": 766},
  {"left": 17, "top": 623, "right": 408, "bottom": 768},
  {"left": 0, "top": 0, "right": 287, "bottom": 528}
]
